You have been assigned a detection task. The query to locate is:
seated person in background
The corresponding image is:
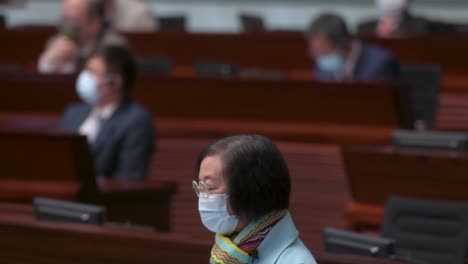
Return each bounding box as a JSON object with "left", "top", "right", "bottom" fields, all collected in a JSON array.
[
  {"left": 60, "top": 45, "right": 155, "bottom": 180},
  {"left": 101, "top": 0, "right": 157, "bottom": 32},
  {"left": 308, "top": 13, "right": 400, "bottom": 82},
  {"left": 38, "top": 0, "right": 126, "bottom": 74},
  {"left": 358, "top": 0, "right": 458, "bottom": 37}
]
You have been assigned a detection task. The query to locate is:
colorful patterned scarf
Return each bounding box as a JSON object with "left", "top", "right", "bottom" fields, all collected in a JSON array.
[{"left": 210, "top": 210, "right": 287, "bottom": 264}]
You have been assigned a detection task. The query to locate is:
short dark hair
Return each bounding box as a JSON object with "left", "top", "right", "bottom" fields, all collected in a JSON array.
[
  {"left": 92, "top": 45, "right": 137, "bottom": 97},
  {"left": 195, "top": 135, "right": 291, "bottom": 222},
  {"left": 308, "top": 13, "right": 351, "bottom": 46}
]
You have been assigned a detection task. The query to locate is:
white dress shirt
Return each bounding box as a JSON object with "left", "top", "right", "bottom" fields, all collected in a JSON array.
[{"left": 79, "top": 103, "right": 118, "bottom": 143}]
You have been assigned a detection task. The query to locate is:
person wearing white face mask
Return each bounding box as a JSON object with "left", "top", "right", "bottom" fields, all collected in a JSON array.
[
  {"left": 358, "top": 0, "right": 458, "bottom": 36},
  {"left": 308, "top": 13, "right": 400, "bottom": 82},
  {"left": 193, "top": 135, "right": 317, "bottom": 264},
  {"left": 59, "top": 45, "right": 155, "bottom": 180}
]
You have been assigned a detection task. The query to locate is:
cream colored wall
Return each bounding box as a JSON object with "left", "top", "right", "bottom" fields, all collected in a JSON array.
[{"left": 2, "top": 0, "right": 467, "bottom": 32}]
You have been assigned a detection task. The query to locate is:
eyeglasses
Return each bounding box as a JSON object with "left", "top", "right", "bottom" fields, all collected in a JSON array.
[{"left": 192, "top": 180, "right": 210, "bottom": 198}]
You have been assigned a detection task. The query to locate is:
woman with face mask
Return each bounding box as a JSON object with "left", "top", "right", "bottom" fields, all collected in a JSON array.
[{"left": 193, "top": 135, "right": 317, "bottom": 264}]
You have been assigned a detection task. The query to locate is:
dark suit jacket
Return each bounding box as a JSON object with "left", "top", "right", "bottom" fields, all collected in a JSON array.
[
  {"left": 358, "top": 13, "right": 459, "bottom": 35},
  {"left": 314, "top": 43, "right": 400, "bottom": 82},
  {"left": 59, "top": 100, "right": 156, "bottom": 180}
]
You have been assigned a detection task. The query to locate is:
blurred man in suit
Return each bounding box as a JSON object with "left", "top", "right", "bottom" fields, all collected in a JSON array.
[
  {"left": 308, "top": 13, "right": 400, "bottom": 82},
  {"left": 38, "top": 0, "right": 126, "bottom": 74},
  {"left": 102, "top": 0, "right": 157, "bottom": 32},
  {"left": 60, "top": 45, "right": 155, "bottom": 180},
  {"left": 358, "top": 0, "right": 458, "bottom": 36}
]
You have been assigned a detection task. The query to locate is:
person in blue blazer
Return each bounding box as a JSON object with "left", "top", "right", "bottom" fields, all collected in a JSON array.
[
  {"left": 59, "top": 45, "right": 156, "bottom": 180},
  {"left": 193, "top": 135, "right": 317, "bottom": 264},
  {"left": 308, "top": 13, "right": 400, "bottom": 82}
]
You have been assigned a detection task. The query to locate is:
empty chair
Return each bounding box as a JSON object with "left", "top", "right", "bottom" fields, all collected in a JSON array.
[
  {"left": 398, "top": 64, "right": 441, "bottom": 130},
  {"left": 156, "top": 15, "right": 187, "bottom": 32},
  {"left": 239, "top": 13, "right": 265, "bottom": 32},
  {"left": 194, "top": 59, "right": 238, "bottom": 77},
  {"left": 381, "top": 196, "right": 468, "bottom": 264}
]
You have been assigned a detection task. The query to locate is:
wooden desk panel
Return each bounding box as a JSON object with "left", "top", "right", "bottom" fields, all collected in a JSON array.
[
  {"left": 0, "top": 74, "right": 400, "bottom": 126},
  {"left": 0, "top": 204, "right": 212, "bottom": 264},
  {"left": 361, "top": 35, "right": 468, "bottom": 75},
  {"left": 0, "top": 124, "right": 354, "bottom": 250},
  {"left": 0, "top": 203, "right": 406, "bottom": 264},
  {"left": 126, "top": 32, "right": 311, "bottom": 70},
  {"left": 1, "top": 28, "right": 468, "bottom": 100},
  {"left": 0, "top": 29, "right": 54, "bottom": 63},
  {"left": 436, "top": 93, "right": 468, "bottom": 130},
  {"left": 0, "top": 113, "right": 394, "bottom": 145},
  {"left": 342, "top": 145, "right": 468, "bottom": 229},
  {"left": 0, "top": 130, "right": 177, "bottom": 231},
  {"left": 135, "top": 77, "right": 400, "bottom": 126},
  {"left": 0, "top": 74, "right": 400, "bottom": 144}
]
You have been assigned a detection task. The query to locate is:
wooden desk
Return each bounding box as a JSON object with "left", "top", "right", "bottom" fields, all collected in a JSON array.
[
  {"left": 0, "top": 29, "right": 311, "bottom": 74},
  {"left": 0, "top": 131, "right": 351, "bottom": 253},
  {"left": 3, "top": 72, "right": 468, "bottom": 133},
  {"left": 0, "top": 203, "right": 406, "bottom": 263},
  {"left": 0, "top": 74, "right": 399, "bottom": 125},
  {"left": 0, "top": 203, "right": 212, "bottom": 264},
  {"left": 0, "top": 130, "right": 177, "bottom": 231},
  {"left": 361, "top": 35, "right": 468, "bottom": 75},
  {"left": 342, "top": 145, "right": 468, "bottom": 230},
  {"left": 0, "top": 29, "right": 53, "bottom": 59},
  {"left": 2, "top": 28, "right": 468, "bottom": 89},
  {"left": 126, "top": 31, "right": 311, "bottom": 71},
  {"left": 0, "top": 73, "right": 400, "bottom": 144}
]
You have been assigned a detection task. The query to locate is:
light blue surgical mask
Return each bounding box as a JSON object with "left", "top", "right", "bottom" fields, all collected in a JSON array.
[
  {"left": 198, "top": 194, "right": 240, "bottom": 235},
  {"left": 317, "top": 53, "right": 344, "bottom": 75},
  {"left": 76, "top": 70, "right": 101, "bottom": 105}
]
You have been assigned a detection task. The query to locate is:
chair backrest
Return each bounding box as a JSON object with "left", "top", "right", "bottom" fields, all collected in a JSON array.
[
  {"left": 156, "top": 15, "right": 187, "bottom": 32},
  {"left": 239, "top": 14, "right": 265, "bottom": 32},
  {"left": 398, "top": 64, "right": 441, "bottom": 130},
  {"left": 381, "top": 196, "right": 468, "bottom": 264}
]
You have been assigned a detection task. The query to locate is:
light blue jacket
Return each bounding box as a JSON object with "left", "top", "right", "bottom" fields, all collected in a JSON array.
[{"left": 254, "top": 213, "right": 317, "bottom": 264}]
